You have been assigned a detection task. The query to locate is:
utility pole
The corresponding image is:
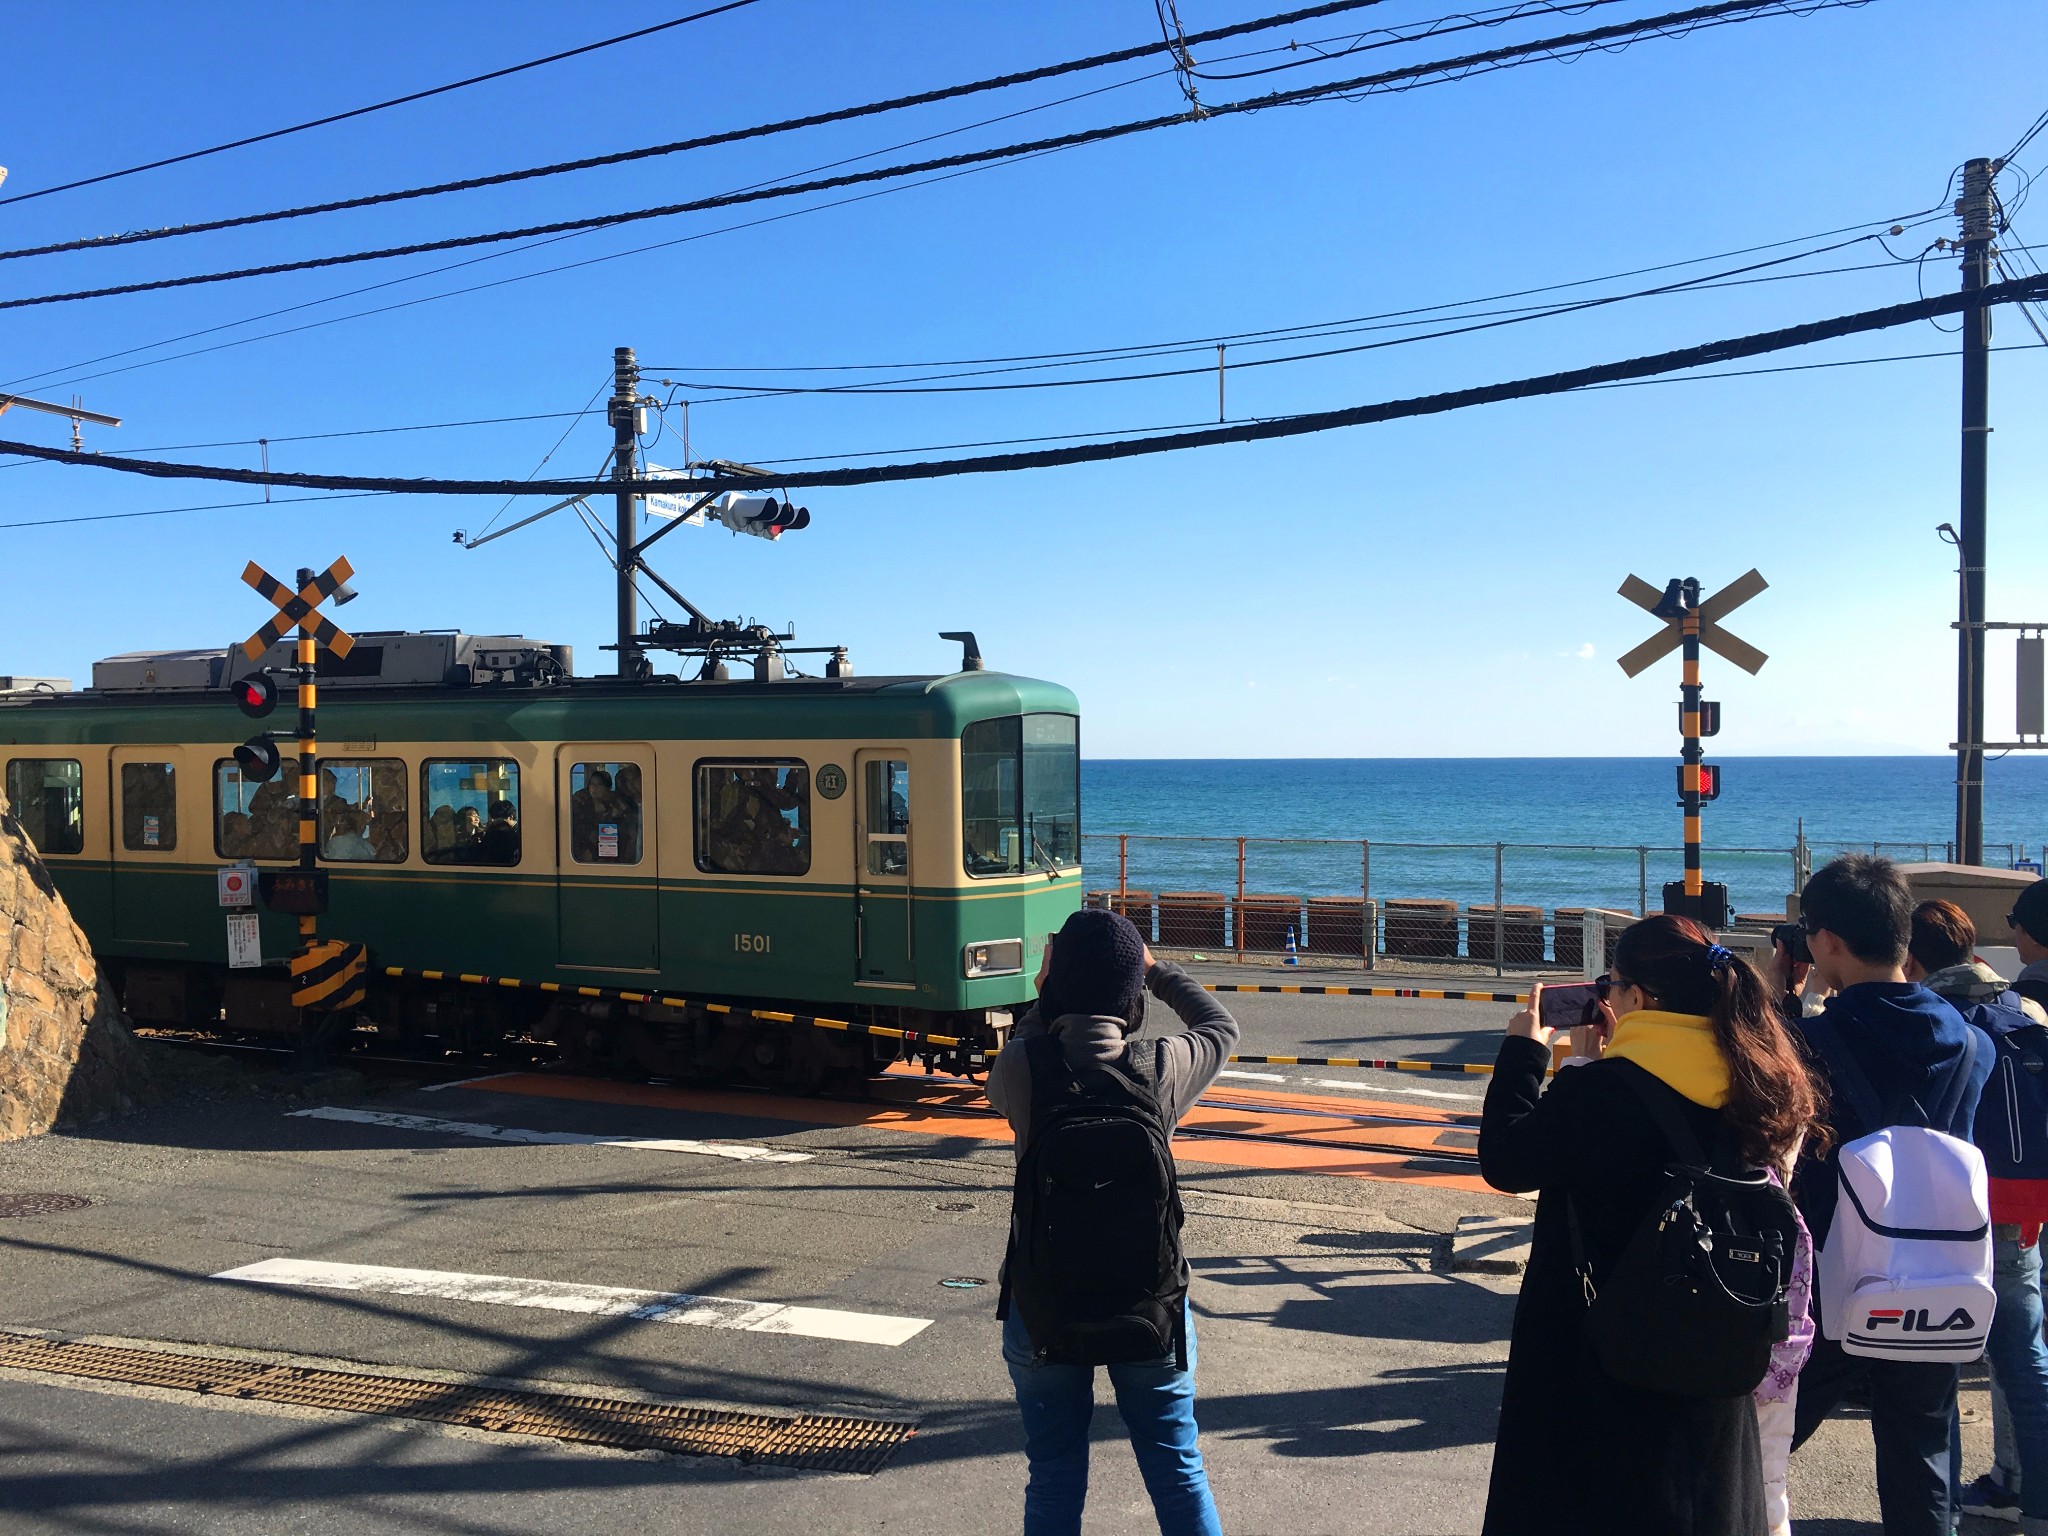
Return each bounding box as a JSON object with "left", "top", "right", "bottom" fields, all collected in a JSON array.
[
  {"left": 1955, "top": 157, "right": 1996, "bottom": 865},
  {"left": 610, "top": 345, "right": 642, "bottom": 678}
]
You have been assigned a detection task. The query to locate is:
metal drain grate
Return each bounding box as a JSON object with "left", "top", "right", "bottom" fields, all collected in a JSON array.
[
  {"left": 0, "top": 1332, "right": 912, "bottom": 1473},
  {"left": 0, "top": 1194, "right": 95, "bottom": 1218}
]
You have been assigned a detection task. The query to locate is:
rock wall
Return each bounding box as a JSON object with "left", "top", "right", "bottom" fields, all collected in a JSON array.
[{"left": 0, "top": 808, "right": 153, "bottom": 1140}]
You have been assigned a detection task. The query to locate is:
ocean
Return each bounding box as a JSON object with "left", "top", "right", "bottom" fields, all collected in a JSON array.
[{"left": 1079, "top": 757, "right": 2048, "bottom": 926}]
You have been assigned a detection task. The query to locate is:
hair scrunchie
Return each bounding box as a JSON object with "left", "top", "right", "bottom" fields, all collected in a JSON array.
[{"left": 1706, "top": 943, "right": 1735, "bottom": 974}]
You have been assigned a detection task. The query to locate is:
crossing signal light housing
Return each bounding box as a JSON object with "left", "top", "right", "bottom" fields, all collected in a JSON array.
[
  {"left": 234, "top": 737, "right": 282, "bottom": 783},
  {"left": 713, "top": 492, "right": 810, "bottom": 541},
  {"left": 1682, "top": 700, "right": 1722, "bottom": 738},
  {"left": 1677, "top": 764, "right": 1723, "bottom": 802},
  {"left": 235, "top": 673, "right": 278, "bottom": 718}
]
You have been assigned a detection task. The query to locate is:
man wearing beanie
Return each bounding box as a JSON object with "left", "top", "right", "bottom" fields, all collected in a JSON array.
[
  {"left": 987, "top": 906, "right": 1240, "bottom": 1536},
  {"left": 2013, "top": 880, "right": 2048, "bottom": 1013}
]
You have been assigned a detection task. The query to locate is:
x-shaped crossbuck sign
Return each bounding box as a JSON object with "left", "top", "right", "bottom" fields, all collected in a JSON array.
[
  {"left": 1615, "top": 568, "right": 1769, "bottom": 678},
  {"left": 240, "top": 558, "right": 357, "bottom": 662}
]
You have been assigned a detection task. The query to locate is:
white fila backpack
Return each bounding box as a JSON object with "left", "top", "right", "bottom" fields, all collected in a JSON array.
[{"left": 1809, "top": 1016, "right": 1994, "bottom": 1362}]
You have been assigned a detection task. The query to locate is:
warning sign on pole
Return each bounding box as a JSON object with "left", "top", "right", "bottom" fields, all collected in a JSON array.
[{"left": 226, "top": 912, "right": 263, "bottom": 969}]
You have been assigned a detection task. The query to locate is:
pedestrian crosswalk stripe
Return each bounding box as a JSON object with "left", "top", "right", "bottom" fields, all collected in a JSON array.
[
  {"left": 289, "top": 1105, "right": 812, "bottom": 1163},
  {"left": 213, "top": 1259, "right": 932, "bottom": 1347}
]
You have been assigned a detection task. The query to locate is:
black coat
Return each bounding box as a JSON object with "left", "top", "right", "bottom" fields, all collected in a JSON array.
[{"left": 1478, "top": 1035, "right": 1766, "bottom": 1536}]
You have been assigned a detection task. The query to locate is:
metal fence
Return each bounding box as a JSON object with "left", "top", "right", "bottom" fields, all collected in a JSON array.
[{"left": 1079, "top": 832, "right": 2043, "bottom": 973}]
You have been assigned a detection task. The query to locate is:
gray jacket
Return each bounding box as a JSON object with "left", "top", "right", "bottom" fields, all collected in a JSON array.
[{"left": 986, "top": 960, "right": 1241, "bottom": 1158}]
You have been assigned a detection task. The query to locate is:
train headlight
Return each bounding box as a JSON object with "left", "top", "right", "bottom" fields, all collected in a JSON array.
[{"left": 963, "top": 939, "right": 1024, "bottom": 978}]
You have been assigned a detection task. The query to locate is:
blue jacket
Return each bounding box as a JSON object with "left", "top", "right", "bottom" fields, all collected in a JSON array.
[{"left": 1792, "top": 981, "right": 1992, "bottom": 1247}]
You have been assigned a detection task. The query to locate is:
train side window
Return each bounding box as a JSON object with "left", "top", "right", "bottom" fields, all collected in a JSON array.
[
  {"left": 568, "top": 760, "right": 643, "bottom": 865},
  {"left": 317, "top": 758, "right": 408, "bottom": 863},
  {"left": 215, "top": 760, "right": 298, "bottom": 861},
  {"left": 4, "top": 758, "right": 84, "bottom": 856},
  {"left": 422, "top": 758, "right": 520, "bottom": 865},
  {"left": 695, "top": 761, "right": 809, "bottom": 876},
  {"left": 120, "top": 762, "right": 178, "bottom": 851}
]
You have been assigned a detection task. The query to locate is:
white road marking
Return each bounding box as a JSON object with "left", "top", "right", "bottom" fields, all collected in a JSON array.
[
  {"left": 214, "top": 1259, "right": 931, "bottom": 1347},
  {"left": 1217, "top": 1069, "right": 1286, "bottom": 1082},
  {"left": 1314, "top": 1078, "right": 1482, "bottom": 1102},
  {"left": 289, "top": 1106, "right": 811, "bottom": 1163},
  {"left": 418, "top": 1073, "right": 514, "bottom": 1094}
]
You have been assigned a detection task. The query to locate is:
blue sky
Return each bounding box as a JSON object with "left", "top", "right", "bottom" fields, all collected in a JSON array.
[{"left": 0, "top": 0, "right": 2042, "bottom": 765}]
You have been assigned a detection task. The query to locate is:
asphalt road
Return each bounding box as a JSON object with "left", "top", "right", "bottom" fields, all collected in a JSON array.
[{"left": 0, "top": 1016, "right": 2003, "bottom": 1534}]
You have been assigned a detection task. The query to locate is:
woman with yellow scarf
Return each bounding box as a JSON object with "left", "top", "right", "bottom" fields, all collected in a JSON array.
[{"left": 1478, "top": 914, "right": 1823, "bottom": 1536}]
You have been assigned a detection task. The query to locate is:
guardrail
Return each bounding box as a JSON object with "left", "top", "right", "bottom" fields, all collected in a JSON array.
[{"left": 1081, "top": 832, "right": 2038, "bottom": 973}]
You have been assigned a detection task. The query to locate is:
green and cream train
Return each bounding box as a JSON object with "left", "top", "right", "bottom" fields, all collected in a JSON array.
[{"left": 0, "top": 631, "right": 1083, "bottom": 1086}]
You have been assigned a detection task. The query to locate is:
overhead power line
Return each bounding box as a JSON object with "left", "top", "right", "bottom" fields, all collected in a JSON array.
[
  {"left": 0, "top": 0, "right": 1403, "bottom": 261},
  {"left": 3, "top": 273, "right": 2040, "bottom": 502},
  {"left": 0, "top": 1, "right": 767, "bottom": 208},
  {"left": 0, "top": 0, "right": 1875, "bottom": 312},
  {"left": 4, "top": 341, "right": 2035, "bottom": 533}
]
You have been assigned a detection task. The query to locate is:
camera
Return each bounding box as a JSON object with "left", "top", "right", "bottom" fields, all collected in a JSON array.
[{"left": 1772, "top": 921, "right": 1811, "bottom": 966}]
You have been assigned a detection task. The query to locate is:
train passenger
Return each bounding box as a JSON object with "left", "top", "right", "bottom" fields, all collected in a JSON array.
[
  {"left": 1906, "top": 901, "right": 2048, "bottom": 1532},
  {"left": 1478, "top": 914, "right": 1822, "bottom": 1536},
  {"left": 479, "top": 798, "right": 520, "bottom": 864},
  {"left": 612, "top": 763, "right": 644, "bottom": 861},
  {"left": 451, "top": 805, "right": 483, "bottom": 856},
  {"left": 987, "top": 907, "right": 1238, "bottom": 1536},
  {"left": 322, "top": 804, "right": 373, "bottom": 861},
  {"left": 570, "top": 769, "right": 614, "bottom": 862},
  {"left": 423, "top": 804, "right": 458, "bottom": 858},
  {"left": 219, "top": 811, "right": 254, "bottom": 858}
]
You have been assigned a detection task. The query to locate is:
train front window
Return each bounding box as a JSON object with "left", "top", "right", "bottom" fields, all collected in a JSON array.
[
  {"left": 5, "top": 758, "right": 84, "bottom": 856},
  {"left": 962, "top": 718, "right": 1021, "bottom": 876},
  {"left": 1022, "top": 714, "right": 1080, "bottom": 870},
  {"left": 962, "top": 714, "right": 1079, "bottom": 877}
]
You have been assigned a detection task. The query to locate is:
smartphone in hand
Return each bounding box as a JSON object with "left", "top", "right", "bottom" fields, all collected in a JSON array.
[{"left": 1537, "top": 981, "right": 1605, "bottom": 1032}]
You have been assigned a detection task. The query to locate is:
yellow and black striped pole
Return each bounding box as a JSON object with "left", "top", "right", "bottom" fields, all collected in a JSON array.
[
  {"left": 1679, "top": 591, "right": 1704, "bottom": 902},
  {"left": 295, "top": 574, "right": 319, "bottom": 951}
]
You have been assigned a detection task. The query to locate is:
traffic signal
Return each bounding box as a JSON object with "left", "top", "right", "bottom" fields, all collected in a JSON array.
[
  {"left": 1675, "top": 764, "right": 1723, "bottom": 802},
  {"left": 235, "top": 673, "right": 278, "bottom": 718},
  {"left": 234, "top": 737, "right": 282, "bottom": 783},
  {"left": 1681, "top": 700, "right": 1721, "bottom": 737},
  {"left": 713, "top": 493, "right": 810, "bottom": 540}
]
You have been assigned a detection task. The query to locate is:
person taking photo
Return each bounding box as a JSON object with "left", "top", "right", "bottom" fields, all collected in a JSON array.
[{"left": 1479, "top": 913, "right": 1822, "bottom": 1536}]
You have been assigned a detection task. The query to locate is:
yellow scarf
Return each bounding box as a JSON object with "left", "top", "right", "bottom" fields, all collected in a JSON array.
[{"left": 1602, "top": 1009, "right": 1729, "bottom": 1108}]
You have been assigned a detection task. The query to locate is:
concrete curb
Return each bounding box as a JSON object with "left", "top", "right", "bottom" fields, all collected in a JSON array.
[{"left": 1447, "top": 1213, "right": 1533, "bottom": 1274}]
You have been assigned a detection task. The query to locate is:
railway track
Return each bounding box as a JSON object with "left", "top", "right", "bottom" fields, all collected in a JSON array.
[{"left": 140, "top": 1033, "right": 1485, "bottom": 1169}]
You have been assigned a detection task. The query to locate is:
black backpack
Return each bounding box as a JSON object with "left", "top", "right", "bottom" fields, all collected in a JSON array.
[
  {"left": 998, "top": 1033, "right": 1188, "bottom": 1367},
  {"left": 1568, "top": 1061, "right": 1800, "bottom": 1399}
]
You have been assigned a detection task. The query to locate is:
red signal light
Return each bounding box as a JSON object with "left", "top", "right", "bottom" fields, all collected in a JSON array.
[
  {"left": 1700, "top": 764, "right": 1721, "bottom": 802},
  {"left": 235, "top": 674, "right": 278, "bottom": 719}
]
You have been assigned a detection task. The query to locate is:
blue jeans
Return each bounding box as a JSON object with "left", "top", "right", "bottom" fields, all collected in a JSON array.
[
  {"left": 1985, "top": 1230, "right": 2048, "bottom": 1520},
  {"left": 1002, "top": 1304, "right": 1223, "bottom": 1536},
  {"left": 1795, "top": 1336, "right": 1959, "bottom": 1536}
]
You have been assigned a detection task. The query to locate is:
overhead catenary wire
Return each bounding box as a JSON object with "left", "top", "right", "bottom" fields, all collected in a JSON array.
[
  {"left": 645, "top": 246, "right": 1932, "bottom": 401},
  {"left": 5, "top": 342, "right": 2033, "bottom": 535},
  {"left": 2, "top": 273, "right": 2040, "bottom": 505},
  {"left": 0, "top": 1, "right": 767, "bottom": 208},
  {"left": 0, "top": 0, "right": 1409, "bottom": 260},
  {"left": 0, "top": 0, "right": 1877, "bottom": 312}
]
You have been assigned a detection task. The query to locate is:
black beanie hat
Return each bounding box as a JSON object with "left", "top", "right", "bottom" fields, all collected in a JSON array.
[
  {"left": 2014, "top": 879, "right": 2048, "bottom": 945},
  {"left": 1036, "top": 907, "right": 1148, "bottom": 1027}
]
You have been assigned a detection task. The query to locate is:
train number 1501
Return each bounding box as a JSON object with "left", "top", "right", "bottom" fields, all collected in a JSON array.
[{"left": 733, "top": 933, "right": 773, "bottom": 954}]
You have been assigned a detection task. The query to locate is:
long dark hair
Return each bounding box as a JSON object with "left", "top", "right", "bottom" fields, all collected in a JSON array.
[{"left": 1612, "top": 914, "right": 1823, "bottom": 1166}]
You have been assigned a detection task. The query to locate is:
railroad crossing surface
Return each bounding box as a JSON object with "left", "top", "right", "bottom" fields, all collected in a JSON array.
[{"left": 0, "top": 988, "right": 1995, "bottom": 1533}]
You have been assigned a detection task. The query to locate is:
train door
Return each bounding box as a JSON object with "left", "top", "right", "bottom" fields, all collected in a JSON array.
[
  {"left": 109, "top": 747, "right": 187, "bottom": 948},
  {"left": 555, "top": 745, "right": 658, "bottom": 972},
  {"left": 853, "top": 749, "right": 914, "bottom": 987}
]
